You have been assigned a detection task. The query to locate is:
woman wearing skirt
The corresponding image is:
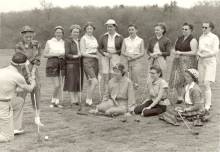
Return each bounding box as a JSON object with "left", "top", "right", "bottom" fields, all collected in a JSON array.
[
  {"left": 169, "top": 23, "right": 198, "bottom": 104},
  {"left": 80, "top": 22, "right": 99, "bottom": 106},
  {"left": 64, "top": 24, "right": 83, "bottom": 105},
  {"left": 44, "top": 26, "right": 65, "bottom": 108}
]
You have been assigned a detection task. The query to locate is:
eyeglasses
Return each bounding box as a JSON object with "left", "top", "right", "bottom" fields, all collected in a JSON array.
[
  {"left": 202, "top": 26, "right": 208, "bottom": 29},
  {"left": 182, "top": 28, "right": 188, "bottom": 31}
]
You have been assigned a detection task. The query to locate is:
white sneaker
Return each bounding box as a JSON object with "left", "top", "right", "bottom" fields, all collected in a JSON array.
[
  {"left": 51, "top": 97, "right": 55, "bottom": 104},
  {"left": 86, "top": 99, "right": 93, "bottom": 106},
  {"left": 35, "top": 117, "right": 44, "bottom": 127},
  {"left": 14, "top": 129, "right": 24, "bottom": 135},
  {"left": 55, "top": 98, "right": 60, "bottom": 105}
]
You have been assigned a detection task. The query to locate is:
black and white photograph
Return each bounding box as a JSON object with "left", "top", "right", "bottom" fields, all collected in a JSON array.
[{"left": 0, "top": 0, "right": 219, "bottom": 151}]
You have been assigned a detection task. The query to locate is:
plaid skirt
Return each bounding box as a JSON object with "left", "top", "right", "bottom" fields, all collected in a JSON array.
[
  {"left": 169, "top": 56, "right": 198, "bottom": 89},
  {"left": 159, "top": 105, "right": 205, "bottom": 126}
]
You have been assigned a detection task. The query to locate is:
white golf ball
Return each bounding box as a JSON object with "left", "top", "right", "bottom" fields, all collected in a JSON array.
[{"left": 44, "top": 136, "right": 49, "bottom": 140}]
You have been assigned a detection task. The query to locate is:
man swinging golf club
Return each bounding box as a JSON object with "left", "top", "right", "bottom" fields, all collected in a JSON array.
[{"left": 0, "top": 52, "right": 36, "bottom": 142}]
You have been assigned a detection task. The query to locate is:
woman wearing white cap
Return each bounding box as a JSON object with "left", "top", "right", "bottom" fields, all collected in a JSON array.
[
  {"left": 98, "top": 19, "right": 124, "bottom": 101},
  {"left": 44, "top": 26, "right": 65, "bottom": 108},
  {"left": 159, "top": 68, "right": 206, "bottom": 126}
]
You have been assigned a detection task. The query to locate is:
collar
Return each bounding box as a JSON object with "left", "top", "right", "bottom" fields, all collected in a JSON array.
[
  {"left": 51, "top": 37, "right": 63, "bottom": 42},
  {"left": 104, "top": 32, "right": 120, "bottom": 37},
  {"left": 152, "top": 78, "right": 162, "bottom": 85},
  {"left": 202, "top": 32, "right": 212, "bottom": 37},
  {"left": 8, "top": 65, "right": 20, "bottom": 72},
  {"left": 129, "top": 35, "right": 138, "bottom": 40},
  {"left": 156, "top": 35, "right": 163, "bottom": 40}
]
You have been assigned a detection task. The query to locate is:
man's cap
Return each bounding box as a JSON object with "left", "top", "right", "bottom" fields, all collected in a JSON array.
[
  {"left": 21, "top": 25, "right": 34, "bottom": 34},
  {"left": 11, "top": 52, "right": 27, "bottom": 65}
]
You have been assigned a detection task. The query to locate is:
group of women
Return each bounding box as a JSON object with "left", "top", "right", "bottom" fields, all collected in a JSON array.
[{"left": 43, "top": 19, "right": 219, "bottom": 126}]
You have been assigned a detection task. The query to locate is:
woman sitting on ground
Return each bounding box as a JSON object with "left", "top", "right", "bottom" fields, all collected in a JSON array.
[
  {"left": 159, "top": 68, "right": 205, "bottom": 126},
  {"left": 134, "top": 65, "right": 169, "bottom": 117},
  {"left": 90, "top": 63, "right": 136, "bottom": 116}
]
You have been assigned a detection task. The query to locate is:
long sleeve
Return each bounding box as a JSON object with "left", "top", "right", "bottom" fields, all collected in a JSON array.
[
  {"left": 98, "top": 35, "right": 105, "bottom": 56},
  {"left": 65, "top": 40, "right": 74, "bottom": 60},
  {"left": 80, "top": 37, "right": 87, "bottom": 54},
  {"left": 161, "top": 38, "right": 171, "bottom": 57}
]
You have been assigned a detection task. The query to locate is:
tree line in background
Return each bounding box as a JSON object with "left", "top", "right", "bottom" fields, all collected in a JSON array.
[{"left": 0, "top": 0, "right": 220, "bottom": 49}]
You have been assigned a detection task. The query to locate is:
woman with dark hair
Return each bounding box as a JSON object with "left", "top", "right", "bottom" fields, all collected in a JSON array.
[
  {"left": 89, "top": 63, "right": 136, "bottom": 116},
  {"left": 147, "top": 23, "right": 171, "bottom": 79},
  {"left": 44, "top": 26, "right": 65, "bottom": 108},
  {"left": 80, "top": 22, "right": 99, "bottom": 106},
  {"left": 64, "top": 24, "right": 83, "bottom": 105},
  {"left": 169, "top": 23, "right": 198, "bottom": 104},
  {"left": 160, "top": 68, "right": 205, "bottom": 126},
  {"left": 121, "top": 24, "right": 145, "bottom": 89},
  {"left": 134, "top": 65, "right": 169, "bottom": 117}
]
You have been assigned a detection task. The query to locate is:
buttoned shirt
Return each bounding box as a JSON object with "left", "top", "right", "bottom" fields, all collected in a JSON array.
[
  {"left": 44, "top": 37, "right": 65, "bottom": 56},
  {"left": 80, "top": 35, "right": 98, "bottom": 54},
  {"left": 0, "top": 65, "right": 27, "bottom": 100},
  {"left": 123, "top": 36, "right": 143, "bottom": 55},
  {"left": 107, "top": 32, "right": 120, "bottom": 53},
  {"left": 198, "top": 32, "right": 219, "bottom": 57},
  {"left": 147, "top": 78, "right": 168, "bottom": 101}
]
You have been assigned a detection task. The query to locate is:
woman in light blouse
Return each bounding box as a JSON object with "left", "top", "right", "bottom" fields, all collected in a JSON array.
[
  {"left": 80, "top": 22, "right": 99, "bottom": 106},
  {"left": 44, "top": 26, "right": 65, "bottom": 108},
  {"left": 121, "top": 24, "right": 145, "bottom": 89}
]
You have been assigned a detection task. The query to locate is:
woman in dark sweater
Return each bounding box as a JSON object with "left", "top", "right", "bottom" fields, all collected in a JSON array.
[
  {"left": 64, "top": 24, "right": 83, "bottom": 105},
  {"left": 147, "top": 23, "right": 172, "bottom": 80},
  {"left": 169, "top": 23, "right": 198, "bottom": 104}
]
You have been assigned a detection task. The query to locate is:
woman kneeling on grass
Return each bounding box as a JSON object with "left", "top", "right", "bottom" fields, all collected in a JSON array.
[
  {"left": 90, "top": 63, "right": 136, "bottom": 116},
  {"left": 134, "top": 65, "right": 169, "bottom": 116},
  {"left": 159, "top": 68, "right": 206, "bottom": 126}
]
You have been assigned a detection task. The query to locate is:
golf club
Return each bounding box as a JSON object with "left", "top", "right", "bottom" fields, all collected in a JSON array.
[
  {"left": 33, "top": 93, "right": 42, "bottom": 142},
  {"left": 78, "top": 57, "right": 82, "bottom": 111},
  {"left": 177, "top": 111, "right": 199, "bottom": 135},
  {"left": 59, "top": 58, "right": 64, "bottom": 104}
]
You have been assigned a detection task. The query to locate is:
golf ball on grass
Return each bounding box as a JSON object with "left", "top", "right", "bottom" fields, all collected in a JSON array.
[{"left": 44, "top": 136, "right": 49, "bottom": 140}]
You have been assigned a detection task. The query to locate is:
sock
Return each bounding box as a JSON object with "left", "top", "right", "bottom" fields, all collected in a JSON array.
[{"left": 205, "top": 88, "right": 211, "bottom": 110}]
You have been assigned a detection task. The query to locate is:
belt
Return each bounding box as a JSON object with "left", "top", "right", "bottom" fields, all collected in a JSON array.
[{"left": 0, "top": 99, "right": 10, "bottom": 102}]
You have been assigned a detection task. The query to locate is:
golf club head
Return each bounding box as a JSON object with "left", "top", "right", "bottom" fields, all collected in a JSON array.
[{"left": 192, "top": 131, "right": 199, "bottom": 135}]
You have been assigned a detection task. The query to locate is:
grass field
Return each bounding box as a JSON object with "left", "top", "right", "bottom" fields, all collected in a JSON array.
[{"left": 0, "top": 49, "right": 219, "bottom": 152}]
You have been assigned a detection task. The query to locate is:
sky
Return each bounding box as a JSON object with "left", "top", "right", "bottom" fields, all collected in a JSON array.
[{"left": 0, "top": 0, "right": 217, "bottom": 13}]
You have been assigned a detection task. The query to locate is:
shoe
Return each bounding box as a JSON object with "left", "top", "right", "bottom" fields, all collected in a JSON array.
[
  {"left": 55, "top": 98, "right": 60, "bottom": 105},
  {"left": 56, "top": 104, "right": 63, "bottom": 108},
  {"left": 14, "top": 129, "right": 24, "bottom": 135},
  {"left": 35, "top": 117, "right": 44, "bottom": 127},
  {"left": 89, "top": 109, "right": 98, "bottom": 114},
  {"left": 86, "top": 99, "right": 93, "bottom": 106},
  {"left": 49, "top": 103, "right": 55, "bottom": 108},
  {"left": 193, "top": 119, "right": 203, "bottom": 127},
  {"left": 176, "top": 99, "right": 183, "bottom": 104}
]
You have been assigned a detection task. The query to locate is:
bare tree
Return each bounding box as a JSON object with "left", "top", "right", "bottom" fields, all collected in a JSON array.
[{"left": 40, "top": 0, "right": 53, "bottom": 21}]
